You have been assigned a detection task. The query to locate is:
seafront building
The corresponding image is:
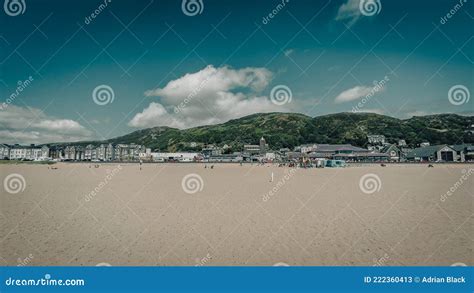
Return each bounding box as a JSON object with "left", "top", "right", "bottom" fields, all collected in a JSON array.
[
  {"left": 0, "top": 144, "right": 11, "bottom": 159},
  {"left": 406, "top": 145, "right": 458, "bottom": 162},
  {"left": 0, "top": 143, "right": 146, "bottom": 162},
  {"left": 0, "top": 138, "right": 472, "bottom": 163},
  {"left": 1, "top": 144, "right": 49, "bottom": 160},
  {"left": 150, "top": 152, "right": 200, "bottom": 162}
]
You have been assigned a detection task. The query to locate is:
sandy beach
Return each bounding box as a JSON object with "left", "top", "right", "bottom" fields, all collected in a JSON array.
[{"left": 1, "top": 163, "right": 472, "bottom": 266}]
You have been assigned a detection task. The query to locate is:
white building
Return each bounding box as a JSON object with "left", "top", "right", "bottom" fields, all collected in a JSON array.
[
  {"left": 85, "top": 145, "right": 94, "bottom": 160},
  {"left": 151, "top": 152, "right": 198, "bottom": 162},
  {"left": 97, "top": 144, "right": 107, "bottom": 161},
  {"left": 9, "top": 146, "right": 29, "bottom": 160},
  {"left": 296, "top": 144, "right": 318, "bottom": 153},
  {"left": 264, "top": 152, "right": 276, "bottom": 161},
  {"left": 139, "top": 148, "right": 152, "bottom": 161},
  {"left": 367, "top": 135, "right": 386, "bottom": 145},
  {"left": 0, "top": 144, "right": 11, "bottom": 159},
  {"left": 8, "top": 145, "right": 47, "bottom": 160},
  {"left": 40, "top": 146, "right": 50, "bottom": 159},
  {"left": 32, "top": 148, "right": 43, "bottom": 160}
]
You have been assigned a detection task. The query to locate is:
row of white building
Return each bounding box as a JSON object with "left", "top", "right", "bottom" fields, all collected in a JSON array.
[{"left": 0, "top": 143, "right": 149, "bottom": 162}]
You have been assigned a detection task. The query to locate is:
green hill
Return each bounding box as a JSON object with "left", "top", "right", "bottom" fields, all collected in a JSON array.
[{"left": 51, "top": 112, "right": 474, "bottom": 151}]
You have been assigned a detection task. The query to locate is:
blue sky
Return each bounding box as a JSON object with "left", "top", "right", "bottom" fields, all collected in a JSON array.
[{"left": 0, "top": 0, "right": 472, "bottom": 144}]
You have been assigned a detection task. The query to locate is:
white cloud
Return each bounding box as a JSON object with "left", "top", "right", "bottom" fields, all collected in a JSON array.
[
  {"left": 335, "top": 85, "right": 374, "bottom": 103},
  {"left": 129, "top": 102, "right": 186, "bottom": 129},
  {"left": 0, "top": 105, "right": 93, "bottom": 144},
  {"left": 129, "top": 65, "right": 287, "bottom": 129},
  {"left": 335, "top": 0, "right": 361, "bottom": 26}
]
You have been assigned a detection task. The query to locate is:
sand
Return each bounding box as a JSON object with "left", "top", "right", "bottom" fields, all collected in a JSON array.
[{"left": 1, "top": 163, "right": 472, "bottom": 266}]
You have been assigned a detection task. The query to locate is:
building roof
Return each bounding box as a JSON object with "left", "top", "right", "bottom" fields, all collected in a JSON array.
[
  {"left": 381, "top": 144, "right": 400, "bottom": 153},
  {"left": 10, "top": 145, "right": 41, "bottom": 149},
  {"left": 450, "top": 144, "right": 474, "bottom": 152},
  {"left": 299, "top": 143, "right": 317, "bottom": 147},
  {"left": 243, "top": 144, "right": 260, "bottom": 148},
  {"left": 308, "top": 152, "right": 332, "bottom": 158},
  {"left": 331, "top": 152, "right": 389, "bottom": 158},
  {"left": 405, "top": 144, "right": 454, "bottom": 158},
  {"left": 314, "top": 144, "right": 367, "bottom": 152}
]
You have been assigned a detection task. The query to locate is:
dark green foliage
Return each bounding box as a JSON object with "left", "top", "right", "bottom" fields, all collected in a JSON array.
[{"left": 49, "top": 113, "right": 473, "bottom": 151}]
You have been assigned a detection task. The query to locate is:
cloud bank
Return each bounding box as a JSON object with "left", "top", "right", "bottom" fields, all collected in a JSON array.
[
  {"left": 129, "top": 65, "right": 286, "bottom": 129},
  {"left": 0, "top": 105, "right": 92, "bottom": 144}
]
